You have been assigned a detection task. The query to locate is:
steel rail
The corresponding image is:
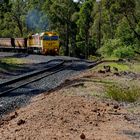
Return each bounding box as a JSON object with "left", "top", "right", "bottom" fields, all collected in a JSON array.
[
  {"left": 0, "top": 59, "right": 64, "bottom": 87},
  {"left": 0, "top": 60, "right": 71, "bottom": 97}
]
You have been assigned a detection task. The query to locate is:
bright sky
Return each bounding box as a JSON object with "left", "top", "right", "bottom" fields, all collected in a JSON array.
[{"left": 73, "top": 0, "right": 78, "bottom": 2}]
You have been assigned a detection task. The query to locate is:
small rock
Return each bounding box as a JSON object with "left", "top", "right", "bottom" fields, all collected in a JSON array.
[
  {"left": 74, "top": 110, "right": 80, "bottom": 114},
  {"left": 104, "top": 65, "right": 111, "bottom": 72},
  {"left": 114, "top": 72, "right": 120, "bottom": 76},
  {"left": 92, "top": 109, "right": 97, "bottom": 112},
  {"left": 80, "top": 133, "right": 86, "bottom": 139},
  {"left": 95, "top": 123, "right": 98, "bottom": 126},
  {"left": 70, "top": 128, "right": 77, "bottom": 131},
  {"left": 118, "top": 58, "right": 124, "bottom": 62},
  {"left": 15, "top": 129, "right": 20, "bottom": 132},
  {"left": 17, "top": 119, "right": 25, "bottom": 125},
  {"left": 89, "top": 121, "right": 92, "bottom": 124},
  {"left": 124, "top": 115, "right": 131, "bottom": 121},
  {"left": 113, "top": 104, "right": 119, "bottom": 109},
  {"left": 97, "top": 112, "right": 101, "bottom": 116},
  {"left": 106, "top": 103, "right": 109, "bottom": 106},
  {"left": 10, "top": 112, "right": 18, "bottom": 120},
  {"left": 98, "top": 70, "right": 105, "bottom": 74}
]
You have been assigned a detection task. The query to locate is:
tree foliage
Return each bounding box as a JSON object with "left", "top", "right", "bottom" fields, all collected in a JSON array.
[{"left": 0, "top": 0, "right": 140, "bottom": 58}]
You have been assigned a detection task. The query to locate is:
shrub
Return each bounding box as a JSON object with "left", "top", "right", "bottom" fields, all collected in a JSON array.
[
  {"left": 113, "top": 45, "right": 135, "bottom": 58},
  {"left": 100, "top": 39, "right": 135, "bottom": 58},
  {"left": 106, "top": 83, "right": 140, "bottom": 102},
  {"left": 99, "top": 39, "right": 122, "bottom": 57}
]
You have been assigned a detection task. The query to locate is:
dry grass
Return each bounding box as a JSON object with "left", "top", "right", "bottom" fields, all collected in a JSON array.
[{"left": 106, "top": 83, "right": 140, "bottom": 102}]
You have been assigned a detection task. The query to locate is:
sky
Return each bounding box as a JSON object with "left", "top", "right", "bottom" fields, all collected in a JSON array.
[{"left": 73, "top": 0, "right": 78, "bottom": 2}]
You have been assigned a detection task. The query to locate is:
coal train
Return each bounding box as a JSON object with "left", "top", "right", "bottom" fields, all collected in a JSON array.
[{"left": 0, "top": 32, "right": 60, "bottom": 55}]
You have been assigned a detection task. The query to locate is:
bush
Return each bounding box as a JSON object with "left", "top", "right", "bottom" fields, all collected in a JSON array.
[
  {"left": 106, "top": 83, "right": 140, "bottom": 102},
  {"left": 99, "top": 39, "right": 122, "bottom": 57},
  {"left": 100, "top": 39, "right": 135, "bottom": 58},
  {"left": 113, "top": 45, "right": 135, "bottom": 58}
]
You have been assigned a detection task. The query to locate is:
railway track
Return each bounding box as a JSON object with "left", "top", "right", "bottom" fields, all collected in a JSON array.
[{"left": 0, "top": 59, "right": 72, "bottom": 97}]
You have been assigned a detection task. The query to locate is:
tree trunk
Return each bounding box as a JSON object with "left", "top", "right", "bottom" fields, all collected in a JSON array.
[
  {"left": 85, "top": 27, "right": 89, "bottom": 59},
  {"left": 71, "top": 33, "right": 76, "bottom": 57},
  {"left": 65, "top": 23, "right": 69, "bottom": 56},
  {"left": 13, "top": 15, "right": 23, "bottom": 37},
  {"left": 97, "top": 1, "right": 102, "bottom": 49},
  {"left": 108, "top": 10, "right": 114, "bottom": 38}
]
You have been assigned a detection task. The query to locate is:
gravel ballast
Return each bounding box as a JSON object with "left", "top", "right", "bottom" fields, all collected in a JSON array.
[{"left": 0, "top": 52, "right": 91, "bottom": 117}]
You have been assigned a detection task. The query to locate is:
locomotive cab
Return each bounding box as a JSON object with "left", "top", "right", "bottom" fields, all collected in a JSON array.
[{"left": 27, "top": 31, "right": 60, "bottom": 55}]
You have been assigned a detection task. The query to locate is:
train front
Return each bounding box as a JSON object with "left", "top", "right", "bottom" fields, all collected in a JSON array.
[{"left": 41, "top": 32, "right": 60, "bottom": 55}]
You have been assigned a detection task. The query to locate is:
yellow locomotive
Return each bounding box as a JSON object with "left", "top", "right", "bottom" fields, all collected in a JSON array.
[{"left": 28, "top": 31, "right": 60, "bottom": 55}]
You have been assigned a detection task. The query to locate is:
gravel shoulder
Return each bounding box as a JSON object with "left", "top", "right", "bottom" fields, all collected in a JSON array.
[{"left": 0, "top": 69, "right": 140, "bottom": 140}]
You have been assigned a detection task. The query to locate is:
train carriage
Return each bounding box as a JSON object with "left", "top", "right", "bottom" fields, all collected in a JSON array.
[
  {"left": 0, "top": 38, "right": 15, "bottom": 47},
  {"left": 14, "top": 38, "right": 27, "bottom": 48}
]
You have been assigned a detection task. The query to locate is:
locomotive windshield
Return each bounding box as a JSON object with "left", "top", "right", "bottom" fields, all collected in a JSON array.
[
  {"left": 43, "top": 36, "right": 59, "bottom": 41},
  {"left": 51, "top": 36, "right": 59, "bottom": 40}
]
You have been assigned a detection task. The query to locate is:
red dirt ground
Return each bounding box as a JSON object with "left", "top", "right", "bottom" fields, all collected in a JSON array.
[{"left": 0, "top": 71, "right": 140, "bottom": 140}]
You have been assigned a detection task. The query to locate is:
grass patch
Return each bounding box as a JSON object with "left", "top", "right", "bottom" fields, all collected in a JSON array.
[
  {"left": 91, "top": 62, "right": 129, "bottom": 72},
  {"left": 129, "top": 63, "right": 140, "bottom": 73},
  {"left": 106, "top": 83, "right": 140, "bottom": 102},
  {"left": 109, "top": 62, "right": 129, "bottom": 71},
  {"left": 91, "top": 61, "right": 140, "bottom": 73},
  {"left": 0, "top": 58, "right": 27, "bottom": 72},
  {"left": 0, "top": 58, "right": 26, "bottom": 65},
  {"left": 91, "top": 92, "right": 106, "bottom": 98}
]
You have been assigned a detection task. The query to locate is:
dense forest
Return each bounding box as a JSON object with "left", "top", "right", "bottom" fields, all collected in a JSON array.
[{"left": 0, "top": 0, "right": 140, "bottom": 58}]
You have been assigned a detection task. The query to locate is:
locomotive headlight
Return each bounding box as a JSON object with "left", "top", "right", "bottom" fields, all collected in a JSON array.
[
  {"left": 55, "top": 48, "right": 58, "bottom": 52},
  {"left": 48, "top": 33, "right": 52, "bottom": 36}
]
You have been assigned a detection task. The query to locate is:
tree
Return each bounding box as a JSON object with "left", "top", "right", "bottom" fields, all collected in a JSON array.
[
  {"left": 77, "top": 0, "right": 94, "bottom": 58},
  {"left": 43, "top": 0, "right": 77, "bottom": 56}
]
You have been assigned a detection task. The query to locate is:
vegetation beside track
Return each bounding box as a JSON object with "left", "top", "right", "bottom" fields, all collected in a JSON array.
[
  {"left": 0, "top": 57, "right": 31, "bottom": 74},
  {"left": 69, "top": 59, "right": 140, "bottom": 103},
  {"left": 105, "top": 82, "right": 140, "bottom": 102}
]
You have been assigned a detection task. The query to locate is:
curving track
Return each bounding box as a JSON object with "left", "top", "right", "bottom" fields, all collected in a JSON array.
[
  {"left": 0, "top": 52, "right": 101, "bottom": 118},
  {"left": 0, "top": 59, "right": 67, "bottom": 97},
  {"left": 0, "top": 58, "right": 88, "bottom": 117}
]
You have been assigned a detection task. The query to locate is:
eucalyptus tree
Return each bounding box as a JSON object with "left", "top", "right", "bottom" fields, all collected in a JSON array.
[
  {"left": 43, "top": 0, "right": 78, "bottom": 56},
  {"left": 10, "top": 0, "right": 28, "bottom": 37},
  {"left": 0, "top": 0, "right": 12, "bottom": 37},
  {"left": 117, "top": 0, "right": 140, "bottom": 41},
  {"left": 77, "top": 0, "right": 94, "bottom": 58}
]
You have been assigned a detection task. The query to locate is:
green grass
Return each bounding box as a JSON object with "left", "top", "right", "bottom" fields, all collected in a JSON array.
[
  {"left": 92, "top": 62, "right": 129, "bottom": 72},
  {"left": 108, "top": 62, "right": 129, "bottom": 71},
  {"left": 129, "top": 63, "right": 140, "bottom": 73},
  {"left": 0, "top": 58, "right": 26, "bottom": 72},
  {"left": 92, "top": 60, "right": 140, "bottom": 73},
  {"left": 0, "top": 58, "right": 27, "bottom": 65},
  {"left": 106, "top": 83, "right": 140, "bottom": 102}
]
